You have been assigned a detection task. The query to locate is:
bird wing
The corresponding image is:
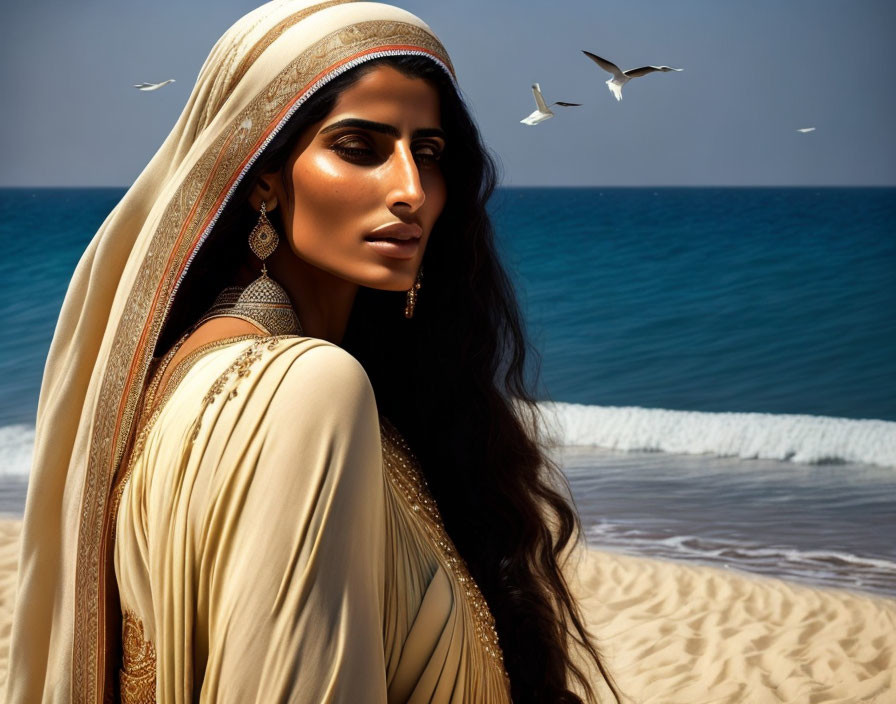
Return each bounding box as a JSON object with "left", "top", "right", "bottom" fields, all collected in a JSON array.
[
  {"left": 582, "top": 51, "right": 624, "bottom": 79},
  {"left": 624, "top": 65, "right": 683, "bottom": 77},
  {"left": 551, "top": 102, "right": 582, "bottom": 107},
  {"left": 521, "top": 109, "right": 551, "bottom": 125},
  {"left": 137, "top": 79, "right": 175, "bottom": 91},
  {"left": 531, "top": 83, "right": 549, "bottom": 112}
]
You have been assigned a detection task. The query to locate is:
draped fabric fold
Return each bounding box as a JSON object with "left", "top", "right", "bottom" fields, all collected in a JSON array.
[
  {"left": 113, "top": 336, "right": 511, "bottom": 702},
  {"left": 3, "top": 2, "right": 512, "bottom": 701},
  {"left": 115, "top": 338, "right": 389, "bottom": 703}
]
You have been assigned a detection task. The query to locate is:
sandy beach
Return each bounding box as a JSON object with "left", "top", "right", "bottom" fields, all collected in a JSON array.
[
  {"left": 0, "top": 518, "right": 893, "bottom": 702},
  {"left": 0, "top": 520, "right": 20, "bottom": 695},
  {"left": 571, "top": 548, "right": 895, "bottom": 703}
]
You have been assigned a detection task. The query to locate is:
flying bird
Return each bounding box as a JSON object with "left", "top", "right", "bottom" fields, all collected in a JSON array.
[
  {"left": 582, "top": 51, "right": 682, "bottom": 101},
  {"left": 133, "top": 79, "right": 176, "bottom": 92},
  {"left": 520, "top": 83, "right": 581, "bottom": 126},
  {"left": 797, "top": 127, "right": 816, "bottom": 133}
]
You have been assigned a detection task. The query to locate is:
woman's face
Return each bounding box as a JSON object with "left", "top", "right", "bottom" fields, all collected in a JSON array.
[{"left": 269, "top": 65, "right": 447, "bottom": 291}]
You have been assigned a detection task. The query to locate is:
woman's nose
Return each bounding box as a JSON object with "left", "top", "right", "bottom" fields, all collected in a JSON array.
[{"left": 387, "top": 143, "right": 426, "bottom": 213}]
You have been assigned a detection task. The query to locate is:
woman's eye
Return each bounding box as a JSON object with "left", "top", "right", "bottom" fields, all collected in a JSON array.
[
  {"left": 330, "top": 136, "right": 443, "bottom": 166},
  {"left": 414, "top": 144, "right": 443, "bottom": 165},
  {"left": 331, "top": 138, "right": 376, "bottom": 161}
]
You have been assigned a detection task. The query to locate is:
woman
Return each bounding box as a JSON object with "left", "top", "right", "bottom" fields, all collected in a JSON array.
[{"left": 7, "top": 1, "right": 616, "bottom": 702}]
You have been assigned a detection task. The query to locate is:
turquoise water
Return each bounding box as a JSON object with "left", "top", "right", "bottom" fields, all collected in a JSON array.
[
  {"left": 1, "top": 187, "right": 894, "bottom": 425},
  {"left": 1, "top": 187, "right": 894, "bottom": 594},
  {"left": 492, "top": 187, "right": 896, "bottom": 420}
]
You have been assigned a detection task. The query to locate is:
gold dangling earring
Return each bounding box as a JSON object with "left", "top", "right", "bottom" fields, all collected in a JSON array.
[
  {"left": 214, "top": 200, "right": 303, "bottom": 335},
  {"left": 404, "top": 266, "right": 423, "bottom": 319},
  {"left": 248, "top": 200, "right": 280, "bottom": 270}
]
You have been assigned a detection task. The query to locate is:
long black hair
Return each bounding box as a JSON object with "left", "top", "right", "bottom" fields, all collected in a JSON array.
[{"left": 163, "top": 54, "right": 618, "bottom": 703}]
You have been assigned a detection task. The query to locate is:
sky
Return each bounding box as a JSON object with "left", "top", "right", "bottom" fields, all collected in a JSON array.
[{"left": 1, "top": 0, "right": 895, "bottom": 187}]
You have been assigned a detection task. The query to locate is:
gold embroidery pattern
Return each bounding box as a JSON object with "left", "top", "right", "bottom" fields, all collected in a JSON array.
[
  {"left": 215, "top": 0, "right": 354, "bottom": 117},
  {"left": 120, "top": 611, "right": 156, "bottom": 704},
  {"left": 76, "top": 20, "right": 452, "bottom": 701},
  {"left": 380, "top": 420, "right": 510, "bottom": 684},
  {"left": 109, "top": 335, "right": 264, "bottom": 546},
  {"left": 105, "top": 334, "right": 185, "bottom": 549},
  {"left": 190, "top": 336, "right": 288, "bottom": 442},
  {"left": 153, "top": 334, "right": 263, "bottom": 416},
  {"left": 110, "top": 338, "right": 286, "bottom": 702}
]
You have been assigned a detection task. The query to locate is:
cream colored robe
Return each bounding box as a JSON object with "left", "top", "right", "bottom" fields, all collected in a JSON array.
[
  {"left": 113, "top": 335, "right": 511, "bottom": 703},
  {"left": 6, "top": 4, "right": 501, "bottom": 700}
]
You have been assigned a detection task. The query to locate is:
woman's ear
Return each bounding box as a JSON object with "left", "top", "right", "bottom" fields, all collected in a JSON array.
[{"left": 248, "top": 171, "right": 280, "bottom": 212}]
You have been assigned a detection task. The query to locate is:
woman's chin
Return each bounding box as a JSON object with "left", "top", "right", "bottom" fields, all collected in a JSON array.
[
  {"left": 363, "top": 278, "right": 416, "bottom": 292},
  {"left": 310, "top": 261, "right": 417, "bottom": 292},
  {"left": 353, "top": 265, "right": 419, "bottom": 292}
]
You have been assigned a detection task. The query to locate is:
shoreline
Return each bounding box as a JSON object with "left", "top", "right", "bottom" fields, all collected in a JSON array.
[
  {"left": 1, "top": 519, "right": 894, "bottom": 702},
  {"left": 570, "top": 546, "right": 896, "bottom": 703}
]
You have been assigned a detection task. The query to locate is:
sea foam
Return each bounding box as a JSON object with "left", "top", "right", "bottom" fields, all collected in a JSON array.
[
  {"left": 538, "top": 402, "right": 896, "bottom": 468},
  {"left": 0, "top": 424, "right": 34, "bottom": 477},
  {"left": 585, "top": 520, "right": 896, "bottom": 595},
  {"left": 3, "top": 405, "right": 895, "bottom": 477}
]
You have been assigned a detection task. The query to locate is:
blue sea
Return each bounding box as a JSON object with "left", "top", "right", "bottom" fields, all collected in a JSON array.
[{"left": 1, "top": 187, "right": 895, "bottom": 596}]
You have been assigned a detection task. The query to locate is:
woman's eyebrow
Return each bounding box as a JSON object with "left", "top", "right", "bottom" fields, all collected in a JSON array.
[{"left": 319, "top": 118, "right": 445, "bottom": 140}]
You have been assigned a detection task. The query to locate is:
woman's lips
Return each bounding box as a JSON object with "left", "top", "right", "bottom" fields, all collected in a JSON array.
[
  {"left": 364, "top": 237, "right": 421, "bottom": 259},
  {"left": 364, "top": 222, "right": 422, "bottom": 260}
]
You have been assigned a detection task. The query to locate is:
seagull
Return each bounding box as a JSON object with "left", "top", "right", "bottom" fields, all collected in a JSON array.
[
  {"left": 520, "top": 83, "right": 581, "bottom": 125},
  {"left": 797, "top": 127, "right": 816, "bottom": 133},
  {"left": 133, "top": 79, "right": 176, "bottom": 92},
  {"left": 582, "top": 51, "right": 682, "bottom": 101}
]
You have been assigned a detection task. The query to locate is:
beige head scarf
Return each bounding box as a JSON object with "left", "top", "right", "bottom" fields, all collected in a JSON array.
[{"left": 7, "top": 2, "right": 453, "bottom": 701}]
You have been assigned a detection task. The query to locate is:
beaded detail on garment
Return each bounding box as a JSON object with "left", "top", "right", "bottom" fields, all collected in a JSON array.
[
  {"left": 109, "top": 334, "right": 264, "bottom": 546},
  {"left": 189, "top": 336, "right": 288, "bottom": 441},
  {"left": 380, "top": 419, "right": 510, "bottom": 683},
  {"left": 112, "top": 337, "right": 279, "bottom": 702},
  {"left": 119, "top": 611, "right": 156, "bottom": 704},
  {"left": 112, "top": 340, "right": 509, "bottom": 694}
]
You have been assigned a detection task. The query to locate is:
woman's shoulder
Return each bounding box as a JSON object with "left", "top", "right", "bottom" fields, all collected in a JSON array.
[
  {"left": 169, "top": 335, "right": 380, "bottom": 476},
  {"left": 173, "top": 320, "right": 368, "bottom": 387},
  {"left": 265, "top": 336, "right": 374, "bottom": 407},
  {"left": 238, "top": 338, "right": 382, "bottom": 485},
  {"left": 197, "top": 333, "right": 376, "bottom": 420},
  {"left": 155, "top": 329, "right": 374, "bottom": 424}
]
